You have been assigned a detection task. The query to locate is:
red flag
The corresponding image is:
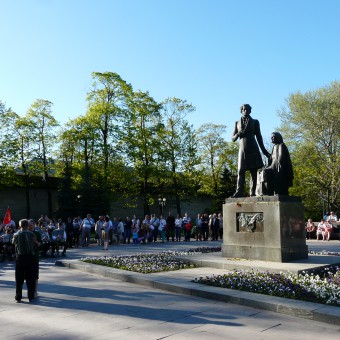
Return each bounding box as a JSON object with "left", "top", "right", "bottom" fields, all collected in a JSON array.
[{"left": 3, "top": 207, "right": 11, "bottom": 225}]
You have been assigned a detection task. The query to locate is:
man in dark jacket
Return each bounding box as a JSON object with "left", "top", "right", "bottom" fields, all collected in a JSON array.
[
  {"left": 166, "top": 211, "right": 175, "bottom": 242},
  {"left": 12, "top": 219, "right": 40, "bottom": 302}
]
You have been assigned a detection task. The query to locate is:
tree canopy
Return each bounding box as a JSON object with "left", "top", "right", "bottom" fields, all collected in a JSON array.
[{"left": 278, "top": 80, "right": 340, "bottom": 218}]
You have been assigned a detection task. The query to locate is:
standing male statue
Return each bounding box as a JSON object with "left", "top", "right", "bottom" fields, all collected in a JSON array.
[{"left": 232, "top": 104, "right": 270, "bottom": 197}]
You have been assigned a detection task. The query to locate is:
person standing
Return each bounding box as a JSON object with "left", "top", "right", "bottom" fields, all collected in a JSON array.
[
  {"left": 65, "top": 217, "right": 74, "bottom": 248},
  {"left": 28, "top": 219, "right": 41, "bottom": 298},
  {"left": 80, "top": 214, "right": 94, "bottom": 247},
  {"left": 102, "top": 216, "right": 111, "bottom": 250},
  {"left": 111, "top": 217, "right": 119, "bottom": 244},
  {"left": 150, "top": 214, "right": 160, "bottom": 242},
  {"left": 182, "top": 212, "right": 192, "bottom": 241},
  {"left": 95, "top": 216, "right": 104, "bottom": 247},
  {"left": 218, "top": 213, "right": 223, "bottom": 240},
  {"left": 117, "top": 218, "right": 125, "bottom": 243},
  {"left": 123, "top": 216, "right": 132, "bottom": 244},
  {"left": 305, "top": 219, "right": 315, "bottom": 240},
  {"left": 175, "top": 214, "right": 183, "bottom": 242},
  {"left": 159, "top": 215, "right": 166, "bottom": 243},
  {"left": 72, "top": 216, "right": 81, "bottom": 248},
  {"left": 166, "top": 211, "right": 175, "bottom": 242},
  {"left": 201, "top": 213, "right": 209, "bottom": 241},
  {"left": 142, "top": 215, "right": 153, "bottom": 243},
  {"left": 132, "top": 215, "right": 140, "bottom": 232},
  {"left": 12, "top": 219, "right": 40, "bottom": 302},
  {"left": 232, "top": 104, "right": 270, "bottom": 197},
  {"left": 210, "top": 213, "right": 220, "bottom": 241},
  {"left": 195, "top": 214, "right": 202, "bottom": 241}
]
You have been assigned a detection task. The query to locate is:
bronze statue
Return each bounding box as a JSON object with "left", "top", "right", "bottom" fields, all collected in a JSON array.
[
  {"left": 232, "top": 104, "right": 270, "bottom": 197},
  {"left": 257, "top": 132, "right": 293, "bottom": 196}
]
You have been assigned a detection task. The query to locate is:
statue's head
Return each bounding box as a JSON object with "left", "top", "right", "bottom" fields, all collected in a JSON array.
[
  {"left": 271, "top": 132, "right": 283, "bottom": 144},
  {"left": 240, "top": 104, "right": 252, "bottom": 115}
]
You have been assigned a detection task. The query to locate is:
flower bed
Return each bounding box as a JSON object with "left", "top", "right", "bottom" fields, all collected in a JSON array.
[
  {"left": 81, "top": 246, "right": 340, "bottom": 305},
  {"left": 193, "top": 266, "right": 340, "bottom": 306},
  {"left": 81, "top": 250, "right": 202, "bottom": 274},
  {"left": 309, "top": 250, "right": 340, "bottom": 256}
]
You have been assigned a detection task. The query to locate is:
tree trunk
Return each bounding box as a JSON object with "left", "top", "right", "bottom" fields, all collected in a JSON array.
[
  {"left": 24, "top": 174, "right": 31, "bottom": 218},
  {"left": 143, "top": 174, "right": 150, "bottom": 216}
]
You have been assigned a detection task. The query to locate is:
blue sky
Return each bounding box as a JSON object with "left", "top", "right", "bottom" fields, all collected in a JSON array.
[{"left": 1, "top": 0, "right": 339, "bottom": 141}]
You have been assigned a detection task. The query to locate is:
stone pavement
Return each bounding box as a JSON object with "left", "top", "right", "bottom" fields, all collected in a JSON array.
[{"left": 0, "top": 240, "right": 339, "bottom": 339}]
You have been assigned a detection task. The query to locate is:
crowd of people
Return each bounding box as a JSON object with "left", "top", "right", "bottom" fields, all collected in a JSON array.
[
  {"left": 305, "top": 211, "right": 339, "bottom": 241},
  {"left": 0, "top": 211, "right": 222, "bottom": 303},
  {"left": 94, "top": 211, "right": 224, "bottom": 246},
  {"left": 5, "top": 208, "right": 339, "bottom": 264},
  {"left": 0, "top": 211, "right": 224, "bottom": 261}
]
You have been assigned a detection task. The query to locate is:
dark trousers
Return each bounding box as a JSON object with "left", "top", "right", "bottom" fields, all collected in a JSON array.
[
  {"left": 166, "top": 226, "right": 175, "bottom": 241},
  {"left": 184, "top": 228, "right": 191, "bottom": 241},
  {"left": 73, "top": 229, "right": 80, "bottom": 247},
  {"left": 175, "top": 227, "right": 182, "bottom": 241},
  {"left": 52, "top": 241, "right": 67, "bottom": 255},
  {"left": 39, "top": 242, "right": 51, "bottom": 256},
  {"left": 211, "top": 227, "right": 219, "bottom": 241},
  {"left": 235, "top": 168, "right": 258, "bottom": 196},
  {"left": 81, "top": 228, "right": 91, "bottom": 247},
  {"left": 67, "top": 233, "right": 73, "bottom": 248},
  {"left": 15, "top": 255, "right": 36, "bottom": 300},
  {"left": 153, "top": 226, "right": 159, "bottom": 242},
  {"left": 196, "top": 227, "right": 203, "bottom": 240},
  {"left": 202, "top": 225, "right": 209, "bottom": 240},
  {"left": 123, "top": 229, "right": 131, "bottom": 244}
]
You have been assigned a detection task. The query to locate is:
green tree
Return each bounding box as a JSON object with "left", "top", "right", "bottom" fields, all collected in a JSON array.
[
  {"left": 278, "top": 81, "right": 340, "bottom": 217},
  {"left": 158, "top": 98, "right": 197, "bottom": 215},
  {"left": 120, "top": 90, "right": 162, "bottom": 215},
  {"left": 86, "top": 72, "right": 132, "bottom": 184},
  {"left": 196, "top": 123, "right": 228, "bottom": 193},
  {"left": 0, "top": 103, "right": 35, "bottom": 216},
  {"left": 196, "top": 123, "right": 238, "bottom": 210},
  {"left": 58, "top": 115, "right": 106, "bottom": 216},
  {"left": 25, "top": 99, "right": 59, "bottom": 217}
]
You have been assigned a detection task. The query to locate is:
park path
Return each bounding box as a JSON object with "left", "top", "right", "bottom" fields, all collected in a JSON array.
[{"left": 0, "top": 240, "right": 339, "bottom": 339}]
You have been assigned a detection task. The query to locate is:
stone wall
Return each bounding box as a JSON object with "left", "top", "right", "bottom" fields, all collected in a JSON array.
[
  {"left": 110, "top": 195, "right": 214, "bottom": 219},
  {"left": 0, "top": 188, "right": 59, "bottom": 221},
  {"left": 0, "top": 188, "right": 215, "bottom": 222}
]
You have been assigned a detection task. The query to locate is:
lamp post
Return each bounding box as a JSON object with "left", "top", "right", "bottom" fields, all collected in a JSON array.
[
  {"left": 76, "top": 195, "right": 82, "bottom": 216},
  {"left": 322, "top": 196, "right": 326, "bottom": 219},
  {"left": 158, "top": 197, "right": 166, "bottom": 216}
]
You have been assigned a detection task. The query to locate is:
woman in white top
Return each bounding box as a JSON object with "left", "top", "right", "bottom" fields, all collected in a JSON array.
[
  {"left": 117, "top": 218, "right": 124, "bottom": 243},
  {"left": 102, "top": 216, "right": 111, "bottom": 250},
  {"left": 158, "top": 215, "right": 167, "bottom": 243},
  {"left": 175, "top": 214, "right": 183, "bottom": 242}
]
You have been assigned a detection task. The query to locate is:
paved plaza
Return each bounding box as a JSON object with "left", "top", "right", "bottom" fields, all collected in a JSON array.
[{"left": 0, "top": 240, "right": 339, "bottom": 339}]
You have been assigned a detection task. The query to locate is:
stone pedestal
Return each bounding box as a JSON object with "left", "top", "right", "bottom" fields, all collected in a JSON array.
[{"left": 222, "top": 196, "right": 308, "bottom": 262}]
